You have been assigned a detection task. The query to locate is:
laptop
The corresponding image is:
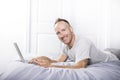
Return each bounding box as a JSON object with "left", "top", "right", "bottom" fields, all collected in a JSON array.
[{"left": 13, "top": 42, "right": 27, "bottom": 63}]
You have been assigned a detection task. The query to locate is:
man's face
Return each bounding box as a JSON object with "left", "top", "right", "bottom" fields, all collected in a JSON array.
[{"left": 55, "top": 21, "right": 73, "bottom": 45}]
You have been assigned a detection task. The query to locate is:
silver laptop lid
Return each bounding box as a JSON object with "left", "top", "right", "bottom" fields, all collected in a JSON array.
[{"left": 13, "top": 42, "right": 25, "bottom": 62}]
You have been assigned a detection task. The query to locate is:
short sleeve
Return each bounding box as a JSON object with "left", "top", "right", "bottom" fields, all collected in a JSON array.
[
  {"left": 59, "top": 44, "right": 68, "bottom": 56},
  {"left": 75, "top": 39, "right": 91, "bottom": 63}
]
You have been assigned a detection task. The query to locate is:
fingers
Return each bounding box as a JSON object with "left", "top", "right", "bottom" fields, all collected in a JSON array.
[
  {"left": 28, "top": 57, "right": 51, "bottom": 67},
  {"left": 38, "top": 61, "right": 50, "bottom": 68},
  {"left": 28, "top": 58, "right": 38, "bottom": 64},
  {"left": 29, "top": 58, "right": 46, "bottom": 65}
]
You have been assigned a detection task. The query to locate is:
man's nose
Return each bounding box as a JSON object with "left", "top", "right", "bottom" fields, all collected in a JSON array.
[{"left": 59, "top": 33, "right": 64, "bottom": 38}]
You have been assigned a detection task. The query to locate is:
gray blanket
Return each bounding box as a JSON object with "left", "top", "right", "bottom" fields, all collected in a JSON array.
[{"left": 0, "top": 60, "right": 120, "bottom": 80}]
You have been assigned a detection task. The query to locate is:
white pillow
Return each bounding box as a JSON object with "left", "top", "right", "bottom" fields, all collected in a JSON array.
[{"left": 105, "top": 48, "right": 120, "bottom": 60}]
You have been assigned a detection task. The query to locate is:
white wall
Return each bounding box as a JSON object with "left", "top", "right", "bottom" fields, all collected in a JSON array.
[
  {"left": 0, "top": 0, "right": 29, "bottom": 71},
  {"left": 110, "top": 0, "right": 120, "bottom": 48}
]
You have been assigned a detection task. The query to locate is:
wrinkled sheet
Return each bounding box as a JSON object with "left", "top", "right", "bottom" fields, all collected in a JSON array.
[{"left": 0, "top": 60, "right": 120, "bottom": 80}]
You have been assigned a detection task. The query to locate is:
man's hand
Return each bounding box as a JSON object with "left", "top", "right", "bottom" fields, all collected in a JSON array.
[{"left": 29, "top": 56, "right": 52, "bottom": 67}]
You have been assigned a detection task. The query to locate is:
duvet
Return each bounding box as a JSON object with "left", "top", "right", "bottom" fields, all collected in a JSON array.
[{"left": 0, "top": 60, "right": 120, "bottom": 80}]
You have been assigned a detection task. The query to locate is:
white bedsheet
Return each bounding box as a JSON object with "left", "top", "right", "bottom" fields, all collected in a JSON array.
[{"left": 0, "top": 60, "right": 120, "bottom": 80}]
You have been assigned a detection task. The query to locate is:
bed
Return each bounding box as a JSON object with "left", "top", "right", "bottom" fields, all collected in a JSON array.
[
  {"left": 0, "top": 60, "right": 120, "bottom": 80},
  {"left": 0, "top": 48, "right": 120, "bottom": 80}
]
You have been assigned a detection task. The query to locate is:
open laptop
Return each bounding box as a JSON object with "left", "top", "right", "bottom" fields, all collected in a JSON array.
[{"left": 13, "top": 42, "right": 27, "bottom": 63}]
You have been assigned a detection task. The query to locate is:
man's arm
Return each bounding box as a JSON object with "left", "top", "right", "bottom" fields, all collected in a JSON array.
[
  {"left": 50, "top": 59, "right": 89, "bottom": 69},
  {"left": 28, "top": 54, "right": 67, "bottom": 67}
]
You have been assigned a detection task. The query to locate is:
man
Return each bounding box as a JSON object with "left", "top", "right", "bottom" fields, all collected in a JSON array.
[{"left": 29, "top": 18, "right": 118, "bottom": 69}]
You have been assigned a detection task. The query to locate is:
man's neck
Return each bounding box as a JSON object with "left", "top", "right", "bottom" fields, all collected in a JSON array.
[{"left": 68, "top": 34, "right": 75, "bottom": 49}]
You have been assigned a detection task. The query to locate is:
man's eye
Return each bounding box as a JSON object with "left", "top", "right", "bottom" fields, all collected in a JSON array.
[
  {"left": 62, "top": 29, "right": 65, "bottom": 31},
  {"left": 56, "top": 32, "right": 60, "bottom": 35}
]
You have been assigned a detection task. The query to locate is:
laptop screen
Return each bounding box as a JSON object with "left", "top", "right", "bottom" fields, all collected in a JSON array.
[{"left": 13, "top": 42, "right": 25, "bottom": 62}]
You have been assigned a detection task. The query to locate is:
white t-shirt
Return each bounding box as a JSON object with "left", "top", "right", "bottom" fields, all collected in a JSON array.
[{"left": 61, "top": 35, "right": 118, "bottom": 64}]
